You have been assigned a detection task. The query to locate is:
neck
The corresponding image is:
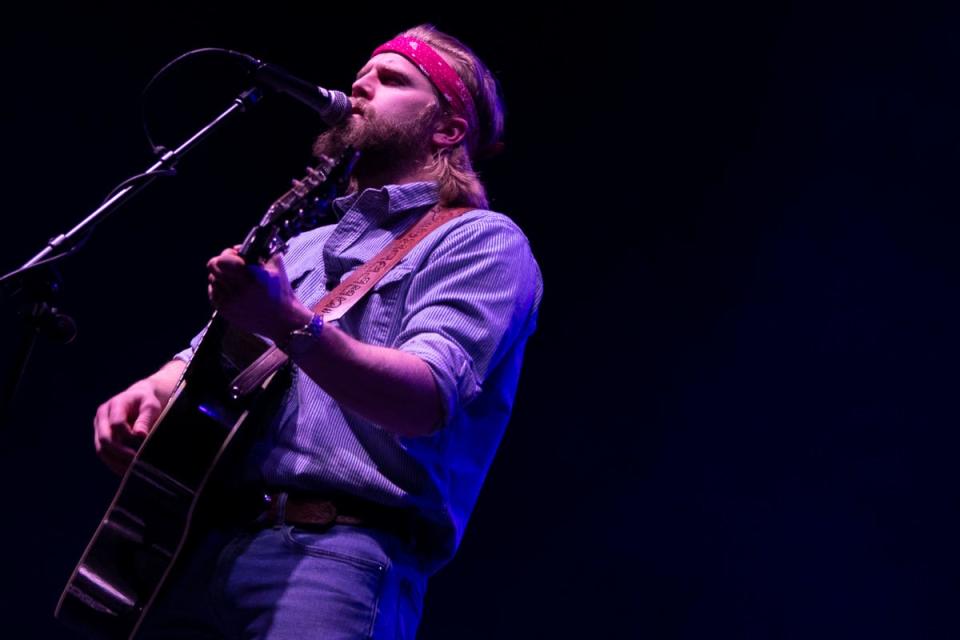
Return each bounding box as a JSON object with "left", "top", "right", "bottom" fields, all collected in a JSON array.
[{"left": 354, "top": 154, "right": 435, "bottom": 192}]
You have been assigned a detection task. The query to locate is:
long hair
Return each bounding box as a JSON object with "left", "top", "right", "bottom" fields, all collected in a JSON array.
[{"left": 400, "top": 25, "right": 506, "bottom": 209}]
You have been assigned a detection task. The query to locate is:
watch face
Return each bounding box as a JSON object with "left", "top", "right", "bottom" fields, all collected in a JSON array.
[
  {"left": 290, "top": 314, "right": 323, "bottom": 338},
  {"left": 280, "top": 315, "right": 323, "bottom": 355},
  {"left": 305, "top": 314, "right": 324, "bottom": 337}
]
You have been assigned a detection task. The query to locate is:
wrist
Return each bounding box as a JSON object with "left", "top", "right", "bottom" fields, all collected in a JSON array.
[
  {"left": 276, "top": 311, "right": 325, "bottom": 355},
  {"left": 269, "top": 303, "right": 314, "bottom": 344},
  {"left": 143, "top": 361, "right": 185, "bottom": 404}
]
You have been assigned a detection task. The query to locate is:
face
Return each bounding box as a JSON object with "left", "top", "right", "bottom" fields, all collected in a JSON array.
[
  {"left": 313, "top": 53, "right": 443, "bottom": 181},
  {"left": 351, "top": 53, "right": 441, "bottom": 125}
]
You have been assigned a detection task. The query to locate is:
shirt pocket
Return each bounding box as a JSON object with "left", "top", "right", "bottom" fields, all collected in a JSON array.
[{"left": 342, "top": 262, "right": 416, "bottom": 345}]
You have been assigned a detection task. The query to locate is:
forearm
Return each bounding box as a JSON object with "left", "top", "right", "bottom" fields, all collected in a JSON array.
[
  {"left": 288, "top": 321, "right": 443, "bottom": 438},
  {"left": 144, "top": 359, "right": 188, "bottom": 405},
  {"left": 206, "top": 249, "right": 443, "bottom": 436},
  {"left": 94, "top": 359, "right": 188, "bottom": 474}
]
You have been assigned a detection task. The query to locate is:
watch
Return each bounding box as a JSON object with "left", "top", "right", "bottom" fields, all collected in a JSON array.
[{"left": 278, "top": 313, "right": 324, "bottom": 355}]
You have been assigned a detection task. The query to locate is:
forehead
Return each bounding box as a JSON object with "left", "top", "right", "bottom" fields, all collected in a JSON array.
[{"left": 356, "top": 53, "right": 432, "bottom": 87}]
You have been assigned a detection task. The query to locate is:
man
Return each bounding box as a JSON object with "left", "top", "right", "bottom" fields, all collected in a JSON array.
[{"left": 93, "top": 24, "right": 541, "bottom": 638}]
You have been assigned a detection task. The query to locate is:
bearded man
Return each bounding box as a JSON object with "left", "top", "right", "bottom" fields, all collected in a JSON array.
[{"left": 92, "top": 24, "right": 541, "bottom": 639}]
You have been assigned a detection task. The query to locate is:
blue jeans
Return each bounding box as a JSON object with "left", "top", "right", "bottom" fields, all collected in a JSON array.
[{"left": 136, "top": 521, "right": 428, "bottom": 639}]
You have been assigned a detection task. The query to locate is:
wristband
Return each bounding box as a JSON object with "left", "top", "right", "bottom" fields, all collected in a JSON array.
[{"left": 278, "top": 313, "right": 324, "bottom": 355}]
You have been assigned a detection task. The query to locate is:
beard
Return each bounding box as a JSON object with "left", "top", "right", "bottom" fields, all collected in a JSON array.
[{"left": 312, "top": 101, "right": 439, "bottom": 187}]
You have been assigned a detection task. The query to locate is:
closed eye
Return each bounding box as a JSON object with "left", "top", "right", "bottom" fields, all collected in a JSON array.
[
  {"left": 355, "top": 64, "right": 410, "bottom": 86},
  {"left": 380, "top": 70, "right": 408, "bottom": 85}
]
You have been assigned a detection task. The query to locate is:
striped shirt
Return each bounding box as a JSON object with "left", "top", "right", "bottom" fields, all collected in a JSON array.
[{"left": 177, "top": 181, "right": 542, "bottom": 569}]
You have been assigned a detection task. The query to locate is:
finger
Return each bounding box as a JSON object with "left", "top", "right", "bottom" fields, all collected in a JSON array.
[
  {"left": 131, "top": 401, "right": 161, "bottom": 438},
  {"left": 208, "top": 249, "right": 245, "bottom": 269},
  {"left": 208, "top": 284, "right": 238, "bottom": 313},
  {"left": 94, "top": 405, "right": 112, "bottom": 452},
  {"left": 106, "top": 397, "right": 146, "bottom": 448},
  {"left": 205, "top": 247, "right": 242, "bottom": 270},
  {"left": 105, "top": 400, "right": 134, "bottom": 438},
  {"left": 263, "top": 253, "right": 289, "bottom": 280},
  {"left": 208, "top": 275, "right": 238, "bottom": 298},
  {"left": 209, "top": 255, "right": 252, "bottom": 283},
  {"left": 207, "top": 271, "right": 249, "bottom": 300},
  {"left": 221, "top": 247, "right": 246, "bottom": 264},
  {"left": 93, "top": 403, "right": 108, "bottom": 443}
]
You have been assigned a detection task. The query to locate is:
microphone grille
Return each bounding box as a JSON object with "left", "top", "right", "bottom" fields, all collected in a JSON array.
[{"left": 318, "top": 88, "right": 351, "bottom": 126}]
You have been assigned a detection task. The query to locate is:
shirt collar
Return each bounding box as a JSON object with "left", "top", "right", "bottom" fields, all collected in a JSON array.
[{"left": 332, "top": 181, "right": 440, "bottom": 221}]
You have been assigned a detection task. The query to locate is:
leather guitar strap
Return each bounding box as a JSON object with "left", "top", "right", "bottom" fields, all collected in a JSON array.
[{"left": 229, "top": 204, "right": 473, "bottom": 399}]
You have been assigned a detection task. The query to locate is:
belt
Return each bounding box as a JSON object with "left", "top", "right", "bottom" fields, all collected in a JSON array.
[{"left": 260, "top": 491, "right": 413, "bottom": 540}]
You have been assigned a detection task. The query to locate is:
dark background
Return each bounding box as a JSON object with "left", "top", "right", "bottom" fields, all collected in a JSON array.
[{"left": 1, "top": 2, "right": 959, "bottom": 638}]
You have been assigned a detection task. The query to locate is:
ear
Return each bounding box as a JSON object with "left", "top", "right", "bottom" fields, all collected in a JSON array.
[{"left": 431, "top": 114, "right": 468, "bottom": 150}]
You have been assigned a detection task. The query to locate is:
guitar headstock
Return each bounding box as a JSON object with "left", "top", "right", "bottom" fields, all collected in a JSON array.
[{"left": 239, "top": 148, "right": 359, "bottom": 262}]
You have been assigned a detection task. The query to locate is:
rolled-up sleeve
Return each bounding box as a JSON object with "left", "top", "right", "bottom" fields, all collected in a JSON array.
[{"left": 396, "top": 213, "right": 542, "bottom": 426}]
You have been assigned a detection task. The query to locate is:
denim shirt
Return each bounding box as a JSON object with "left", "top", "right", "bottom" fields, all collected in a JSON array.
[{"left": 177, "top": 181, "right": 542, "bottom": 569}]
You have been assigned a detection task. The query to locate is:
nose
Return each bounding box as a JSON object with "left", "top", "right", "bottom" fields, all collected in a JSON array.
[{"left": 351, "top": 72, "right": 374, "bottom": 100}]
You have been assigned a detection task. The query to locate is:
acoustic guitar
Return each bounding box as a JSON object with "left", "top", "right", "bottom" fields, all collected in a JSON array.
[{"left": 55, "top": 150, "right": 357, "bottom": 639}]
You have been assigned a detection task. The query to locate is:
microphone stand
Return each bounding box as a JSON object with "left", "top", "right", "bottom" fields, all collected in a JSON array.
[{"left": 0, "top": 86, "right": 265, "bottom": 429}]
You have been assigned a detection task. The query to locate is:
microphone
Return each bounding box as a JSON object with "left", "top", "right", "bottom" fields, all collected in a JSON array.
[{"left": 235, "top": 53, "right": 351, "bottom": 126}]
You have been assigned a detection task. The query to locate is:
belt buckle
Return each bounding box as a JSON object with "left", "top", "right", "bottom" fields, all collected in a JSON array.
[{"left": 304, "top": 499, "right": 338, "bottom": 526}]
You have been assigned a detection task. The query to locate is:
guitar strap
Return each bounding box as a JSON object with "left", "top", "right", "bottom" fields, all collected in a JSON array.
[{"left": 229, "top": 204, "right": 473, "bottom": 398}]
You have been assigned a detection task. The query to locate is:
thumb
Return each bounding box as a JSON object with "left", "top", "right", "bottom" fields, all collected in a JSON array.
[{"left": 131, "top": 403, "right": 160, "bottom": 439}]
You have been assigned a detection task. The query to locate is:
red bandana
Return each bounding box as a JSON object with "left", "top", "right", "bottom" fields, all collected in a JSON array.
[{"left": 372, "top": 35, "right": 477, "bottom": 124}]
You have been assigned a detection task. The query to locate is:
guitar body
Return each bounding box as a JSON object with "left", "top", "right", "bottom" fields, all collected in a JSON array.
[
  {"left": 54, "top": 151, "right": 358, "bottom": 639},
  {"left": 55, "top": 320, "right": 277, "bottom": 639}
]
